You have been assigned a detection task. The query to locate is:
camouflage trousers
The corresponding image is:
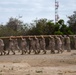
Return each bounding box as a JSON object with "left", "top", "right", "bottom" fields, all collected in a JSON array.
[
  {"left": 28, "top": 45, "right": 38, "bottom": 54},
  {"left": 66, "top": 43, "right": 71, "bottom": 52},
  {"left": 35, "top": 43, "right": 40, "bottom": 54},
  {"left": 21, "top": 45, "right": 27, "bottom": 55},
  {"left": 56, "top": 44, "right": 63, "bottom": 53},
  {"left": 61, "top": 44, "right": 65, "bottom": 52},
  {"left": 74, "top": 43, "right": 76, "bottom": 49},
  {"left": 0, "top": 46, "right": 6, "bottom": 55},
  {"left": 15, "top": 45, "right": 20, "bottom": 52},
  {"left": 40, "top": 44, "right": 46, "bottom": 54},
  {"left": 7, "top": 46, "right": 15, "bottom": 55},
  {"left": 51, "top": 44, "right": 55, "bottom": 54}
]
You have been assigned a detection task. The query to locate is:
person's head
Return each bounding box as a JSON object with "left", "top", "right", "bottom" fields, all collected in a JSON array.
[
  {"left": 40, "top": 35, "right": 44, "bottom": 39},
  {"left": 34, "top": 36, "right": 37, "bottom": 40},
  {"left": 49, "top": 35, "right": 52, "bottom": 38},
  {"left": 66, "top": 35, "right": 69, "bottom": 37},
  {"left": 49, "top": 35, "right": 53, "bottom": 39},
  {"left": 54, "top": 35, "right": 58, "bottom": 38}
]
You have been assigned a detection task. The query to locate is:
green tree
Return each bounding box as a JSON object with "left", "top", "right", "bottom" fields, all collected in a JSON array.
[
  {"left": 54, "top": 31, "right": 63, "bottom": 35},
  {"left": 27, "top": 18, "right": 55, "bottom": 35},
  {"left": 67, "top": 11, "right": 76, "bottom": 34},
  {"left": 6, "top": 17, "right": 23, "bottom": 31},
  {"left": 0, "top": 25, "right": 16, "bottom": 36},
  {"left": 58, "top": 19, "right": 69, "bottom": 34},
  {"left": 57, "top": 19, "right": 73, "bottom": 35}
]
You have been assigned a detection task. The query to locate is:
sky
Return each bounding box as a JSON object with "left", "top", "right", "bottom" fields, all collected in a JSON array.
[{"left": 0, "top": 0, "right": 76, "bottom": 24}]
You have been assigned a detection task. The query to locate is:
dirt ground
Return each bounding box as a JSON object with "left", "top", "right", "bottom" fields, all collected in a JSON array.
[{"left": 0, "top": 50, "right": 76, "bottom": 75}]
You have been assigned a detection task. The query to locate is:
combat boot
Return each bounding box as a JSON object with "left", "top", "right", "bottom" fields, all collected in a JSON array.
[
  {"left": 13, "top": 53, "right": 15, "bottom": 55},
  {"left": 43, "top": 51, "right": 46, "bottom": 54},
  {"left": 37, "top": 50, "right": 40, "bottom": 54},
  {"left": 4, "top": 51, "right": 6, "bottom": 55},
  {"left": 7, "top": 52, "right": 9, "bottom": 55},
  {"left": 28, "top": 51, "right": 31, "bottom": 54},
  {"left": 51, "top": 51, "right": 55, "bottom": 54},
  {"left": 0, "top": 52, "right": 2, "bottom": 56}
]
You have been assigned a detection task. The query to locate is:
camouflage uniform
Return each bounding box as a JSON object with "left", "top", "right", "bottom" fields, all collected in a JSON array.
[
  {"left": 34, "top": 36, "right": 40, "bottom": 54},
  {"left": 7, "top": 39, "right": 15, "bottom": 55},
  {"left": 59, "top": 35, "right": 65, "bottom": 51},
  {"left": 39, "top": 36, "right": 46, "bottom": 54},
  {"left": 20, "top": 38, "right": 27, "bottom": 55},
  {"left": 28, "top": 37, "right": 37, "bottom": 54},
  {"left": 49, "top": 36, "right": 55, "bottom": 54},
  {"left": 0, "top": 39, "right": 6, "bottom": 55},
  {"left": 65, "top": 36, "right": 71, "bottom": 52},
  {"left": 55, "top": 36, "right": 63, "bottom": 53},
  {"left": 14, "top": 39, "right": 20, "bottom": 52},
  {"left": 73, "top": 36, "right": 76, "bottom": 49}
]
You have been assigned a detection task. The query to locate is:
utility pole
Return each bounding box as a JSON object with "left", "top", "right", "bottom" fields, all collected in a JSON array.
[{"left": 55, "top": 0, "right": 59, "bottom": 23}]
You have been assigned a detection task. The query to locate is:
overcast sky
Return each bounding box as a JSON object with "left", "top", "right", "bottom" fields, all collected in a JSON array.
[{"left": 0, "top": 0, "right": 76, "bottom": 24}]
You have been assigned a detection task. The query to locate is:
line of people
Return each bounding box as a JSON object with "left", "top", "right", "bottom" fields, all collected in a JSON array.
[{"left": 0, "top": 35, "right": 73, "bottom": 55}]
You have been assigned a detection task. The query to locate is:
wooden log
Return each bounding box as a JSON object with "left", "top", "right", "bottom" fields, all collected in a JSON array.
[{"left": 0, "top": 35, "right": 76, "bottom": 39}]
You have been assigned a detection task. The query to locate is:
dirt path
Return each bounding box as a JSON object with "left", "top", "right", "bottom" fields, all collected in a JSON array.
[{"left": 0, "top": 50, "right": 76, "bottom": 75}]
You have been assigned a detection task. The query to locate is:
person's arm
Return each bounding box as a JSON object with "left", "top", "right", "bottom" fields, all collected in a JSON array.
[
  {"left": 10, "top": 36, "right": 13, "bottom": 40},
  {"left": 20, "top": 36, "right": 24, "bottom": 40},
  {"left": 34, "top": 36, "right": 37, "bottom": 39},
  {"left": 29, "top": 36, "right": 31, "bottom": 40}
]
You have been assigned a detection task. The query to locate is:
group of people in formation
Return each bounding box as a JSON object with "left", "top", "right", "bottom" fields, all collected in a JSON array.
[{"left": 0, "top": 35, "right": 75, "bottom": 55}]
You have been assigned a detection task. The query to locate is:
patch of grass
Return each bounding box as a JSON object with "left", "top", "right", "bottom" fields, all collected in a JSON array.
[
  {"left": 26, "top": 74, "right": 30, "bottom": 75},
  {"left": 13, "top": 61, "right": 21, "bottom": 63},
  {"left": 35, "top": 70, "right": 43, "bottom": 73},
  {"left": 58, "top": 72, "right": 63, "bottom": 75},
  {"left": 3, "top": 65, "right": 5, "bottom": 67},
  {"left": 11, "top": 67, "right": 14, "bottom": 70},
  {"left": 0, "top": 70, "right": 2, "bottom": 72}
]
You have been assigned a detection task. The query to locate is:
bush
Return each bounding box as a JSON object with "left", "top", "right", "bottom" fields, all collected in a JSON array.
[{"left": 54, "top": 31, "right": 63, "bottom": 35}]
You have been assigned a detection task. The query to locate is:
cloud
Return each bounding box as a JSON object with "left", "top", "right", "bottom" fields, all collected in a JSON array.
[{"left": 0, "top": 0, "right": 76, "bottom": 24}]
